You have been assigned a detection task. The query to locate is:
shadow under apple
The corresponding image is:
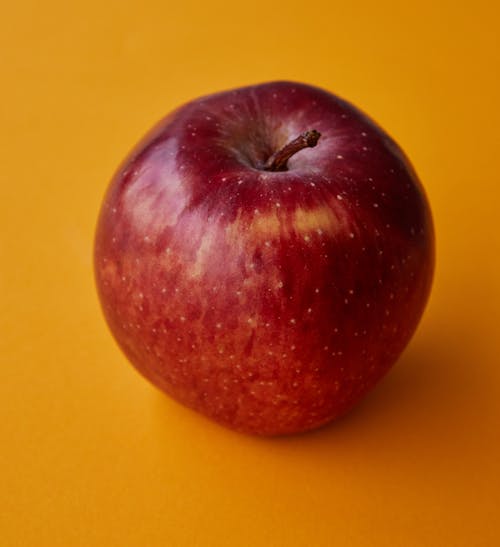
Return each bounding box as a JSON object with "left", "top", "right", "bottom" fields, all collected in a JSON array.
[{"left": 149, "top": 318, "right": 478, "bottom": 447}]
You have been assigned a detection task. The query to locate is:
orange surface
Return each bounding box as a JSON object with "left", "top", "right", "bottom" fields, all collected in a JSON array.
[{"left": 1, "top": 1, "right": 499, "bottom": 545}]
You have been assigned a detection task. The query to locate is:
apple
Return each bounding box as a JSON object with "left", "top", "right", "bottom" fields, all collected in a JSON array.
[{"left": 94, "top": 81, "right": 434, "bottom": 435}]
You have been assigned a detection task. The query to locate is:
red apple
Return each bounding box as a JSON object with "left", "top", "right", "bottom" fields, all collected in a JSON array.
[{"left": 94, "top": 81, "right": 434, "bottom": 435}]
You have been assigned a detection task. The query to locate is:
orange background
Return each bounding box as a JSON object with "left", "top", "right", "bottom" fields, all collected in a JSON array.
[{"left": 1, "top": 1, "right": 499, "bottom": 545}]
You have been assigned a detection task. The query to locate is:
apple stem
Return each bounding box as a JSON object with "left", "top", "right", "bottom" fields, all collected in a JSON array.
[{"left": 263, "top": 130, "right": 321, "bottom": 172}]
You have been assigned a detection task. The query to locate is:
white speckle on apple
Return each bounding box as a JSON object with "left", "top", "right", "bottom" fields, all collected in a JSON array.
[
  {"left": 265, "top": 241, "right": 271, "bottom": 247},
  {"left": 216, "top": 323, "right": 222, "bottom": 329},
  {"left": 336, "top": 194, "right": 343, "bottom": 200},
  {"left": 277, "top": 281, "right": 284, "bottom": 288},
  {"left": 336, "top": 154, "right": 344, "bottom": 159},
  {"left": 291, "top": 345, "right": 296, "bottom": 351},
  {"left": 349, "top": 232, "right": 355, "bottom": 238},
  {"left": 361, "top": 132, "right": 367, "bottom": 137},
  {"left": 373, "top": 203, "right": 379, "bottom": 208},
  {"left": 304, "top": 235, "right": 310, "bottom": 242},
  {"left": 307, "top": 308, "right": 312, "bottom": 313},
  {"left": 275, "top": 202, "right": 281, "bottom": 208},
  {"left": 290, "top": 318, "right": 296, "bottom": 324},
  {"left": 324, "top": 346, "right": 329, "bottom": 351},
  {"left": 315, "top": 288, "right": 320, "bottom": 293}
]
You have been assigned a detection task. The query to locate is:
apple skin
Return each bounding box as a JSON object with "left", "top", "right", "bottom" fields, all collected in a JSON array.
[{"left": 94, "top": 81, "right": 434, "bottom": 436}]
